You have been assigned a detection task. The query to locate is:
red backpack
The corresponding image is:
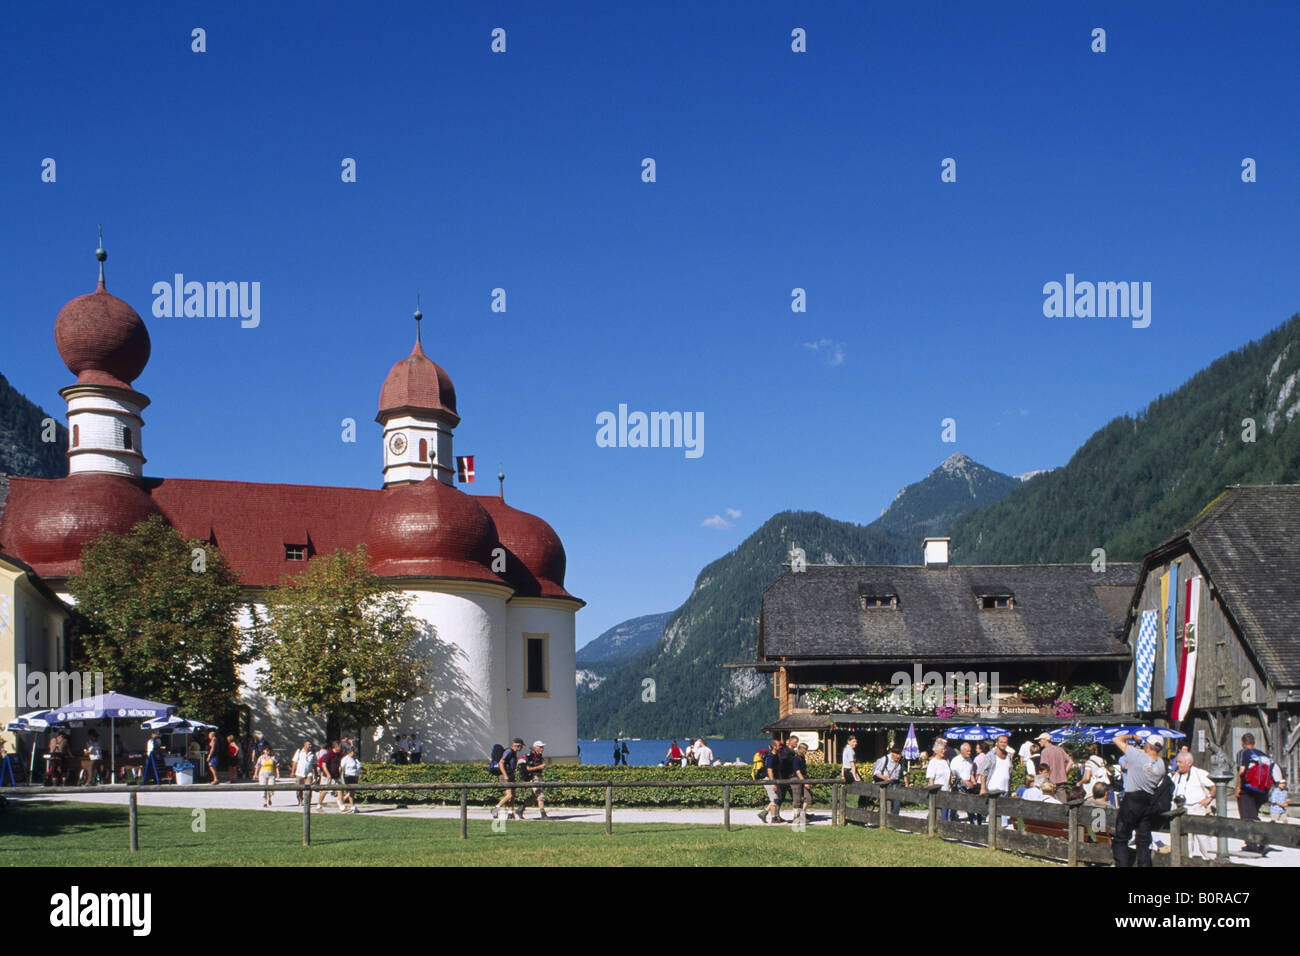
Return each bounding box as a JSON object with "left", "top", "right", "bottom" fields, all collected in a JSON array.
[{"left": 1243, "top": 754, "right": 1273, "bottom": 793}]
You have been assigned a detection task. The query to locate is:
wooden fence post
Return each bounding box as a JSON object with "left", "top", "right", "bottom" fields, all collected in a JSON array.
[
  {"left": 831, "top": 782, "right": 840, "bottom": 826},
  {"left": 1067, "top": 802, "right": 1079, "bottom": 867},
  {"left": 1169, "top": 810, "right": 1183, "bottom": 868},
  {"left": 302, "top": 789, "right": 311, "bottom": 846},
  {"left": 986, "top": 794, "right": 998, "bottom": 851},
  {"left": 723, "top": 784, "right": 731, "bottom": 831},
  {"left": 459, "top": 786, "right": 468, "bottom": 840},
  {"left": 879, "top": 782, "right": 888, "bottom": 829},
  {"left": 604, "top": 785, "right": 613, "bottom": 835},
  {"left": 128, "top": 792, "right": 138, "bottom": 852},
  {"left": 927, "top": 787, "right": 938, "bottom": 837}
]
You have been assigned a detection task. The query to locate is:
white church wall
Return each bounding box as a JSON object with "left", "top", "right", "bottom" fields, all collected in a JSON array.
[{"left": 505, "top": 600, "right": 578, "bottom": 763}]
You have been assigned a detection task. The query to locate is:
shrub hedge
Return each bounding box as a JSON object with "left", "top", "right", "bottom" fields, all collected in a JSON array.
[{"left": 351, "top": 763, "right": 844, "bottom": 808}]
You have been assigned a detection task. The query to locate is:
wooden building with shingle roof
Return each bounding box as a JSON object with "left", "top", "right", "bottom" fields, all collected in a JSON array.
[{"left": 1119, "top": 484, "right": 1300, "bottom": 785}]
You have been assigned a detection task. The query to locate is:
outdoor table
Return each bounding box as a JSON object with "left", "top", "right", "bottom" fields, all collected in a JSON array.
[{"left": 78, "top": 757, "right": 105, "bottom": 786}]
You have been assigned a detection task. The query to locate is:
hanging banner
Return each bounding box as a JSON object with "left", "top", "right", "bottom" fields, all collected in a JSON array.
[
  {"left": 1136, "top": 609, "right": 1158, "bottom": 711},
  {"left": 1173, "top": 577, "right": 1201, "bottom": 722}
]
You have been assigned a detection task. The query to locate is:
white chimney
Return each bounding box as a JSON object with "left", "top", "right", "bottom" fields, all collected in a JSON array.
[{"left": 923, "top": 537, "right": 950, "bottom": 569}]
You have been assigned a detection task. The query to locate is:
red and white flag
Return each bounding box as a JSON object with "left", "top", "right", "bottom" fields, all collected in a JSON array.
[
  {"left": 1172, "top": 577, "right": 1200, "bottom": 723},
  {"left": 456, "top": 455, "right": 475, "bottom": 483}
]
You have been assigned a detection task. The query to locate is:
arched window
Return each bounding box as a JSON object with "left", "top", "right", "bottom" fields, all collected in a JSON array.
[
  {"left": 72, "top": 424, "right": 79, "bottom": 448},
  {"left": 418, "top": 438, "right": 428, "bottom": 462}
]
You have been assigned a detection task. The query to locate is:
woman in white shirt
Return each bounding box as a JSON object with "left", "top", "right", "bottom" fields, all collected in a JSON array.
[
  {"left": 339, "top": 750, "right": 361, "bottom": 814},
  {"left": 1079, "top": 743, "right": 1110, "bottom": 792},
  {"left": 926, "top": 745, "right": 953, "bottom": 821}
]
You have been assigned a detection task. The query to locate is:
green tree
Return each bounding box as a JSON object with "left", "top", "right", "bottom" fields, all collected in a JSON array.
[
  {"left": 67, "top": 514, "right": 246, "bottom": 723},
  {"left": 255, "top": 546, "right": 426, "bottom": 742}
]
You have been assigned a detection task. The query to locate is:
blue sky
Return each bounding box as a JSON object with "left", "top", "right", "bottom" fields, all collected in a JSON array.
[{"left": 3, "top": 2, "right": 1298, "bottom": 649}]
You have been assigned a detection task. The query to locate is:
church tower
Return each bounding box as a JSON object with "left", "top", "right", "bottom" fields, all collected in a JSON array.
[
  {"left": 54, "top": 233, "right": 152, "bottom": 478},
  {"left": 376, "top": 302, "right": 460, "bottom": 487}
]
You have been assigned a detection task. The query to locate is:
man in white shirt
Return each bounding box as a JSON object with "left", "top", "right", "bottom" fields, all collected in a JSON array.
[
  {"left": 926, "top": 741, "right": 953, "bottom": 821},
  {"left": 292, "top": 741, "right": 315, "bottom": 805},
  {"left": 951, "top": 742, "right": 978, "bottom": 823},
  {"left": 1172, "top": 751, "right": 1215, "bottom": 859},
  {"left": 981, "top": 735, "right": 1014, "bottom": 795},
  {"left": 694, "top": 738, "right": 714, "bottom": 766}
]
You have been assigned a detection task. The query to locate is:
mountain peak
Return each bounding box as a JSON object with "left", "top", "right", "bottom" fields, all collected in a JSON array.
[{"left": 939, "top": 452, "right": 975, "bottom": 473}]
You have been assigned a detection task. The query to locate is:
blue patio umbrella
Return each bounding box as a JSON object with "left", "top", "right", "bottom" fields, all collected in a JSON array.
[
  {"left": 1048, "top": 726, "right": 1105, "bottom": 743},
  {"left": 902, "top": 722, "right": 921, "bottom": 759},
  {"left": 5, "top": 710, "right": 73, "bottom": 782},
  {"left": 943, "top": 725, "right": 1012, "bottom": 741},
  {"left": 29, "top": 692, "right": 175, "bottom": 779},
  {"left": 1094, "top": 725, "right": 1186, "bottom": 743}
]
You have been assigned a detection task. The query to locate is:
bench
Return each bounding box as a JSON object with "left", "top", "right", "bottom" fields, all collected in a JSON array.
[{"left": 1009, "top": 816, "right": 1111, "bottom": 845}]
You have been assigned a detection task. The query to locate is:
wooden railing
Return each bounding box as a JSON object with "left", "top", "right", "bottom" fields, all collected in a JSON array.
[{"left": 843, "top": 780, "right": 1300, "bottom": 866}]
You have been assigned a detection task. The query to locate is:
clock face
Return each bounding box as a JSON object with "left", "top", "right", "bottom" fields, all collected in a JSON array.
[{"left": 389, "top": 433, "right": 408, "bottom": 455}]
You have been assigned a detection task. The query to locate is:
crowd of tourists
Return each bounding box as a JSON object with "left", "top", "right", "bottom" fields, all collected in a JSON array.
[
  {"left": 838, "top": 729, "right": 1289, "bottom": 865},
  {"left": 188, "top": 730, "right": 364, "bottom": 813}
]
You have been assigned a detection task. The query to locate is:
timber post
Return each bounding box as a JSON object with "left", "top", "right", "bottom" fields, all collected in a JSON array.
[
  {"left": 926, "top": 785, "right": 939, "bottom": 837},
  {"left": 1066, "top": 800, "right": 1080, "bottom": 867},
  {"left": 302, "top": 790, "right": 311, "bottom": 846},
  {"left": 1169, "top": 808, "right": 1184, "bottom": 867},
  {"left": 986, "top": 793, "right": 999, "bottom": 850},
  {"left": 459, "top": 786, "right": 468, "bottom": 839},
  {"left": 878, "top": 781, "right": 888, "bottom": 829},
  {"left": 128, "top": 791, "right": 138, "bottom": 852},
  {"left": 831, "top": 782, "right": 840, "bottom": 826},
  {"left": 722, "top": 784, "right": 731, "bottom": 831},
  {"left": 604, "top": 784, "right": 613, "bottom": 835}
]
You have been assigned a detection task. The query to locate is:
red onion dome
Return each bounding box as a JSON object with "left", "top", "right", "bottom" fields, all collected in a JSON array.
[
  {"left": 364, "top": 477, "right": 504, "bottom": 584},
  {"left": 55, "top": 283, "right": 151, "bottom": 390},
  {"left": 376, "top": 341, "right": 459, "bottom": 425},
  {"left": 477, "top": 496, "right": 573, "bottom": 599},
  {"left": 0, "top": 473, "right": 163, "bottom": 579}
]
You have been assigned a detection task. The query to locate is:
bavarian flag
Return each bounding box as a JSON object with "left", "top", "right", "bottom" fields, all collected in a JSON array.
[{"left": 1136, "top": 609, "right": 1158, "bottom": 711}]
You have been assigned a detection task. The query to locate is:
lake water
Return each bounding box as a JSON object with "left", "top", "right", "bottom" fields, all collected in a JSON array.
[{"left": 577, "top": 738, "right": 770, "bottom": 767}]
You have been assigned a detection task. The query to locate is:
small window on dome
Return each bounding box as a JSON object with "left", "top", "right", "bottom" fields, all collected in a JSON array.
[
  {"left": 72, "top": 424, "right": 79, "bottom": 448},
  {"left": 122, "top": 426, "right": 133, "bottom": 451},
  {"left": 418, "top": 438, "right": 428, "bottom": 462}
]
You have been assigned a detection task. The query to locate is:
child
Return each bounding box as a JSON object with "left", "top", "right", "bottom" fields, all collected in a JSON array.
[{"left": 1269, "top": 774, "right": 1289, "bottom": 823}]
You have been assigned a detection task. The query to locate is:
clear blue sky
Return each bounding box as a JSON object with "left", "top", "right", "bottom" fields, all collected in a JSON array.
[{"left": 3, "top": 2, "right": 1298, "bottom": 649}]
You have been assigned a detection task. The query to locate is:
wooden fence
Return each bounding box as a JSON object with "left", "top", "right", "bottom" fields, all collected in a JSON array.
[{"left": 841, "top": 780, "right": 1300, "bottom": 866}]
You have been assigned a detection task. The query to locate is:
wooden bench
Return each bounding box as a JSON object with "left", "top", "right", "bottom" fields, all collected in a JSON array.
[{"left": 1009, "top": 816, "right": 1111, "bottom": 845}]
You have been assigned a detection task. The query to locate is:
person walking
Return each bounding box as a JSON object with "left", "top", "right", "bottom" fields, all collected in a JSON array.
[
  {"left": 1112, "top": 733, "right": 1167, "bottom": 867},
  {"left": 225, "top": 734, "right": 241, "bottom": 784},
  {"left": 926, "top": 738, "right": 953, "bottom": 821},
  {"left": 694, "top": 738, "right": 714, "bottom": 766},
  {"left": 339, "top": 747, "right": 361, "bottom": 814},
  {"left": 1035, "top": 732, "right": 1073, "bottom": 787},
  {"left": 871, "top": 745, "right": 904, "bottom": 816},
  {"left": 292, "top": 740, "right": 315, "bottom": 805},
  {"left": 518, "top": 741, "right": 549, "bottom": 819},
  {"left": 317, "top": 741, "right": 344, "bottom": 812},
  {"left": 776, "top": 736, "right": 799, "bottom": 823},
  {"left": 757, "top": 737, "right": 784, "bottom": 824},
  {"left": 841, "top": 735, "right": 861, "bottom": 785},
  {"left": 1234, "top": 733, "right": 1275, "bottom": 854},
  {"left": 255, "top": 744, "right": 278, "bottom": 807},
  {"left": 206, "top": 730, "right": 222, "bottom": 785},
  {"left": 493, "top": 738, "right": 524, "bottom": 820},
  {"left": 1171, "top": 751, "right": 1214, "bottom": 860},
  {"left": 612, "top": 737, "right": 623, "bottom": 766},
  {"left": 794, "top": 743, "right": 812, "bottom": 821}
]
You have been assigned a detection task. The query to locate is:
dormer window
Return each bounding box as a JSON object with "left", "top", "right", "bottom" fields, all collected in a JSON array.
[
  {"left": 980, "top": 593, "right": 1014, "bottom": 610},
  {"left": 285, "top": 545, "right": 307, "bottom": 561},
  {"left": 858, "top": 583, "right": 899, "bottom": 610}
]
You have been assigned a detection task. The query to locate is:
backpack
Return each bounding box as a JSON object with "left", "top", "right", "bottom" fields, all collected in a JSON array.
[
  {"left": 751, "top": 750, "right": 767, "bottom": 782},
  {"left": 1243, "top": 753, "right": 1273, "bottom": 793},
  {"left": 488, "top": 743, "right": 505, "bottom": 776},
  {"left": 1150, "top": 773, "right": 1174, "bottom": 816}
]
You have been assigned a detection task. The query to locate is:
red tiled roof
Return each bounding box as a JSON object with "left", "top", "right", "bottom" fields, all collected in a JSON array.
[
  {"left": 477, "top": 496, "right": 576, "bottom": 601},
  {"left": 376, "top": 340, "right": 459, "bottom": 425},
  {"left": 366, "top": 477, "right": 506, "bottom": 586},
  {"left": 55, "top": 283, "right": 151, "bottom": 389}
]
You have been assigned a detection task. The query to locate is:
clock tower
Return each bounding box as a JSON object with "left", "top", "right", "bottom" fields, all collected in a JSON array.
[{"left": 376, "top": 304, "right": 460, "bottom": 487}]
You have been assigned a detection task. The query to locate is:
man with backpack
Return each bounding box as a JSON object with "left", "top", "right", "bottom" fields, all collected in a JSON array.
[
  {"left": 492, "top": 738, "right": 525, "bottom": 820},
  {"left": 756, "top": 737, "right": 784, "bottom": 824},
  {"left": 1235, "top": 733, "right": 1277, "bottom": 855},
  {"left": 1111, "top": 733, "right": 1170, "bottom": 867},
  {"left": 518, "top": 740, "right": 549, "bottom": 820}
]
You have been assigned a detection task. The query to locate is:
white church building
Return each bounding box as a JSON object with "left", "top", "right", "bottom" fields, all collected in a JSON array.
[{"left": 0, "top": 245, "right": 583, "bottom": 762}]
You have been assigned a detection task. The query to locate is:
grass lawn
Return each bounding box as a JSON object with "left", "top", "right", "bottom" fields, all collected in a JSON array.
[{"left": 0, "top": 800, "right": 1049, "bottom": 866}]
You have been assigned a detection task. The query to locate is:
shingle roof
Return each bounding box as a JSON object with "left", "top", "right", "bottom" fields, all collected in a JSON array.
[
  {"left": 761, "top": 563, "right": 1139, "bottom": 661},
  {"left": 1150, "top": 485, "right": 1300, "bottom": 688}
]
